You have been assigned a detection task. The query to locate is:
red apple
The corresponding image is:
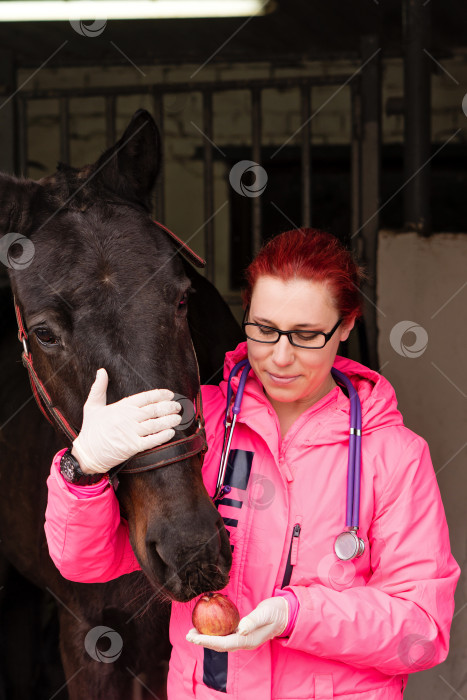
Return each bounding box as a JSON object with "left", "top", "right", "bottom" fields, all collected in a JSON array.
[{"left": 192, "top": 592, "right": 240, "bottom": 636}]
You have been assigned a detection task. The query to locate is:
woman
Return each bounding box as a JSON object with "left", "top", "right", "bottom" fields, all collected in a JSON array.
[{"left": 45, "top": 228, "right": 460, "bottom": 700}]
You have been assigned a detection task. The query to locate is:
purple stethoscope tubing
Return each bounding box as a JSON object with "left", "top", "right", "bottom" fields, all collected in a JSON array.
[
  {"left": 214, "top": 359, "right": 251, "bottom": 500},
  {"left": 225, "top": 358, "right": 250, "bottom": 422},
  {"left": 330, "top": 367, "right": 362, "bottom": 529},
  {"left": 216, "top": 361, "right": 363, "bottom": 544}
]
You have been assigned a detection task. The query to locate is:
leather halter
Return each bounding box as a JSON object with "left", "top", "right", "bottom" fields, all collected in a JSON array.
[
  {"left": 14, "top": 298, "right": 78, "bottom": 442},
  {"left": 13, "top": 221, "right": 208, "bottom": 474},
  {"left": 113, "top": 390, "right": 207, "bottom": 477}
]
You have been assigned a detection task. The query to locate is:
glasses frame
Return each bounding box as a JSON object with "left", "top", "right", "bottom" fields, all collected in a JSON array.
[{"left": 242, "top": 308, "right": 343, "bottom": 349}]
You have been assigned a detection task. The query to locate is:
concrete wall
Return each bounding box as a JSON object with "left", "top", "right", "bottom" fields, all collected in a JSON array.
[
  {"left": 18, "top": 58, "right": 357, "bottom": 298},
  {"left": 378, "top": 231, "right": 467, "bottom": 700}
]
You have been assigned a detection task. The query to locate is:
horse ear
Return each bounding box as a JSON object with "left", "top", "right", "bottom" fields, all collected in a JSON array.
[
  {"left": 0, "top": 173, "right": 43, "bottom": 235},
  {"left": 95, "top": 109, "right": 160, "bottom": 210}
]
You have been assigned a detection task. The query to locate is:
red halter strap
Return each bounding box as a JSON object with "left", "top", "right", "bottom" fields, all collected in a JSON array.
[
  {"left": 14, "top": 297, "right": 78, "bottom": 442},
  {"left": 154, "top": 219, "right": 206, "bottom": 269}
]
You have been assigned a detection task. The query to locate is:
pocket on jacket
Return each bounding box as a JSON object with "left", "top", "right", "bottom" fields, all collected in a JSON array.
[
  {"left": 273, "top": 673, "right": 333, "bottom": 699},
  {"left": 315, "top": 675, "right": 333, "bottom": 699},
  {"left": 321, "top": 681, "right": 403, "bottom": 700}
]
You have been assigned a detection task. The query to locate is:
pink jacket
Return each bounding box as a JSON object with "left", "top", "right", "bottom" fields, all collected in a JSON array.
[{"left": 45, "top": 343, "right": 460, "bottom": 700}]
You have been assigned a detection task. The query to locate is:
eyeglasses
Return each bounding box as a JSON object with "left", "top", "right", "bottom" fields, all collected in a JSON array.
[{"left": 242, "top": 310, "right": 343, "bottom": 349}]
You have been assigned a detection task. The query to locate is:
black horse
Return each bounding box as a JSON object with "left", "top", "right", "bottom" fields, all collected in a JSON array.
[{"left": 0, "top": 110, "right": 243, "bottom": 699}]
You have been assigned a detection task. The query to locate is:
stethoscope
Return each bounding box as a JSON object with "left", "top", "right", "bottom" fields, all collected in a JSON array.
[{"left": 214, "top": 359, "right": 365, "bottom": 562}]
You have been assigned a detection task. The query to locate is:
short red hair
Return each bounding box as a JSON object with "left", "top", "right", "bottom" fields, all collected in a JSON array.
[{"left": 242, "top": 228, "right": 367, "bottom": 324}]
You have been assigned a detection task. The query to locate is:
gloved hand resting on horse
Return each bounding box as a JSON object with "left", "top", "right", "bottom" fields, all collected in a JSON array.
[{"left": 72, "top": 368, "right": 182, "bottom": 474}]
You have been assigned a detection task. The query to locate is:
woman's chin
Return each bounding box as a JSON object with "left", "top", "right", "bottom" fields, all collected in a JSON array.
[{"left": 263, "top": 381, "right": 301, "bottom": 404}]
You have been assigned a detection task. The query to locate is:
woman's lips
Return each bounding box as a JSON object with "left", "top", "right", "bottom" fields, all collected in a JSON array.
[{"left": 266, "top": 372, "right": 300, "bottom": 385}]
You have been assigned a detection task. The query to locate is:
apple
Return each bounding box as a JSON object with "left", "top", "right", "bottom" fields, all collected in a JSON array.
[{"left": 192, "top": 592, "right": 240, "bottom": 636}]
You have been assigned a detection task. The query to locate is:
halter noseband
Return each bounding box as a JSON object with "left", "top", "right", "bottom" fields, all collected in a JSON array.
[
  {"left": 13, "top": 222, "right": 208, "bottom": 475},
  {"left": 111, "top": 389, "right": 207, "bottom": 477}
]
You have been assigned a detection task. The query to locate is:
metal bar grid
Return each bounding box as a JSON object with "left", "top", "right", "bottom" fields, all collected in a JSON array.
[
  {"left": 15, "top": 69, "right": 359, "bottom": 302},
  {"left": 251, "top": 87, "right": 262, "bottom": 257},
  {"left": 17, "top": 97, "right": 28, "bottom": 176},
  {"left": 152, "top": 91, "right": 165, "bottom": 222},
  {"left": 203, "top": 91, "right": 215, "bottom": 282},
  {"left": 18, "top": 74, "right": 356, "bottom": 101},
  {"left": 59, "top": 97, "right": 70, "bottom": 164},
  {"left": 105, "top": 95, "right": 117, "bottom": 149},
  {"left": 300, "top": 85, "right": 311, "bottom": 228}
]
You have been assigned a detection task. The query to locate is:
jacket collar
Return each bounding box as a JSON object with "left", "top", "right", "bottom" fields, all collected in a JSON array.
[{"left": 218, "top": 342, "right": 404, "bottom": 448}]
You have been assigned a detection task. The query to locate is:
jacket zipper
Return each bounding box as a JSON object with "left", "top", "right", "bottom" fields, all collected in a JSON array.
[{"left": 280, "top": 523, "right": 301, "bottom": 588}]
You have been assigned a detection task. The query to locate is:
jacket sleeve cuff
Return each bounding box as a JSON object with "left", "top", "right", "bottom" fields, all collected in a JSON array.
[
  {"left": 46, "top": 450, "right": 140, "bottom": 582},
  {"left": 274, "top": 588, "right": 300, "bottom": 638},
  {"left": 53, "top": 450, "right": 110, "bottom": 499}
]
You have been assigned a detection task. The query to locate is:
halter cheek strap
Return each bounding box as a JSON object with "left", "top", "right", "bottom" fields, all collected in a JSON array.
[{"left": 14, "top": 296, "right": 78, "bottom": 442}]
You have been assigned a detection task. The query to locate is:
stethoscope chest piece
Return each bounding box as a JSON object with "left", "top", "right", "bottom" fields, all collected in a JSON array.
[{"left": 334, "top": 529, "right": 365, "bottom": 561}]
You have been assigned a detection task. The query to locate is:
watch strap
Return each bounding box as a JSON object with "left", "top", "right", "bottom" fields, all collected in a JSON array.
[{"left": 60, "top": 447, "right": 104, "bottom": 485}]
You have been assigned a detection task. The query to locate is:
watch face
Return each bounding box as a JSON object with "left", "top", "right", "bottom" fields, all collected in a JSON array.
[
  {"left": 60, "top": 450, "right": 102, "bottom": 485},
  {"left": 60, "top": 453, "right": 78, "bottom": 482}
]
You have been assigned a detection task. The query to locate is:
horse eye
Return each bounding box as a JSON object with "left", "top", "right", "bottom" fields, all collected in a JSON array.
[
  {"left": 34, "top": 327, "right": 59, "bottom": 347},
  {"left": 178, "top": 293, "right": 188, "bottom": 310}
]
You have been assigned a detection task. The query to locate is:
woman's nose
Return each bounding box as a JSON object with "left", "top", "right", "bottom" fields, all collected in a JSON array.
[{"left": 271, "top": 334, "right": 294, "bottom": 365}]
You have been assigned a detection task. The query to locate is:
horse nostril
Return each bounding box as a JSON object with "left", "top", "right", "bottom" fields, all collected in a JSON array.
[
  {"left": 146, "top": 539, "right": 168, "bottom": 572},
  {"left": 143, "top": 510, "right": 232, "bottom": 587}
]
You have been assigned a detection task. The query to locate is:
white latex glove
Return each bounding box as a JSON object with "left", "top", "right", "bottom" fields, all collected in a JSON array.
[
  {"left": 72, "top": 368, "right": 182, "bottom": 474},
  {"left": 186, "top": 596, "right": 289, "bottom": 652}
]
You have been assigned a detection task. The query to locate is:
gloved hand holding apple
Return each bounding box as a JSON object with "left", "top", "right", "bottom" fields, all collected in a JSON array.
[{"left": 186, "top": 593, "right": 289, "bottom": 652}]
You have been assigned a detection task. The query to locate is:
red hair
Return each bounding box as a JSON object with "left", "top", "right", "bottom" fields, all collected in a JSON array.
[{"left": 242, "top": 229, "right": 367, "bottom": 323}]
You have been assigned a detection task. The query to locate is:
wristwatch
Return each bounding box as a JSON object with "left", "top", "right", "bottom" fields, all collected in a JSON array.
[{"left": 59, "top": 448, "right": 104, "bottom": 485}]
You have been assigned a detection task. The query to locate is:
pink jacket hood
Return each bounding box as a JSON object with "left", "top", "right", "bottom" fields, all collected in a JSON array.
[{"left": 220, "top": 341, "right": 404, "bottom": 443}]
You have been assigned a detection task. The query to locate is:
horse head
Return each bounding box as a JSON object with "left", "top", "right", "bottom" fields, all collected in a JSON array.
[{"left": 0, "top": 110, "right": 232, "bottom": 602}]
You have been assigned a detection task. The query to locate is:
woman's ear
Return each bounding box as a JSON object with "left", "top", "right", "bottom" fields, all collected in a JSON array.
[{"left": 340, "top": 317, "right": 356, "bottom": 343}]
